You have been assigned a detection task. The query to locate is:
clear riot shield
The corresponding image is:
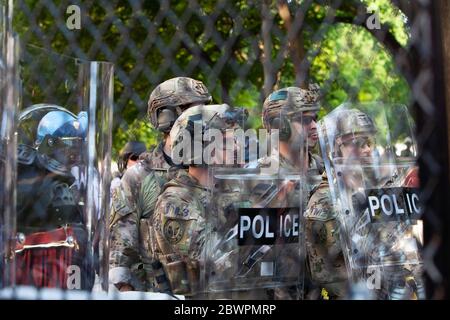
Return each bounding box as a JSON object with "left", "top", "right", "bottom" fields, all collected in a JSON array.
[
  {"left": 317, "top": 102, "right": 424, "bottom": 299},
  {"left": 0, "top": 1, "right": 19, "bottom": 289},
  {"left": 9, "top": 46, "right": 113, "bottom": 293},
  {"left": 203, "top": 110, "right": 307, "bottom": 298}
]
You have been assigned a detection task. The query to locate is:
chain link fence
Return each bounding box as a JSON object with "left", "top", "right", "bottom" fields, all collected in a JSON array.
[{"left": 2, "top": 0, "right": 448, "bottom": 299}]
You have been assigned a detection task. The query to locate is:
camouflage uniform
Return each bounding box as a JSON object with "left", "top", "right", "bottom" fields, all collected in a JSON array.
[
  {"left": 109, "top": 77, "right": 212, "bottom": 291},
  {"left": 151, "top": 104, "right": 249, "bottom": 299},
  {"left": 153, "top": 171, "right": 267, "bottom": 299},
  {"left": 304, "top": 107, "right": 381, "bottom": 299},
  {"left": 304, "top": 173, "right": 348, "bottom": 299},
  {"left": 251, "top": 85, "right": 324, "bottom": 299},
  {"left": 109, "top": 142, "right": 179, "bottom": 290},
  {"left": 151, "top": 170, "right": 210, "bottom": 297},
  {"left": 304, "top": 168, "right": 426, "bottom": 300},
  {"left": 304, "top": 106, "right": 422, "bottom": 299}
]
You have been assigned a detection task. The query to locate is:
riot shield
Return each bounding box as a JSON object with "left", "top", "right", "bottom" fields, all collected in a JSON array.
[
  {"left": 203, "top": 110, "right": 308, "bottom": 298},
  {"left": 8, "top": 46, "right": 113, "bottom": 293},
  {"left": 0, "top": 1, "right": 19, "bottom": 289},
  {"left": 317, "top": 102, "right": 424, "bottom": 299}
]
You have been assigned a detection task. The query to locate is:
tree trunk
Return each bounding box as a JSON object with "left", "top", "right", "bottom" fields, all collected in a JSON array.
[
  {"left": 261, "top": 0, "right": 276, "bottom": 101},
  {"left": 277, "top": 0, "right": 307, "bottom": 87}
]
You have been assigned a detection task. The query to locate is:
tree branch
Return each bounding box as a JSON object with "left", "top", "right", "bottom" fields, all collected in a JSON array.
[
  {"left": 276, "top": 0, "right": 308, "bottom": 87},
  {"left": 261, "top": 0, "right": 276, "bottom": 99}
]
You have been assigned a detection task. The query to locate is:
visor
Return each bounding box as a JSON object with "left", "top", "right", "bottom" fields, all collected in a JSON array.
[{"left": 37, "top": 111, "right": 87, "bottom": 144}]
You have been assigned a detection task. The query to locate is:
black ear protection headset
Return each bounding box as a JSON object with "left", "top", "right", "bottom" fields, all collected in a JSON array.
[
  {"left": 156, "top": 106, "right": 181, "bottom": 132},
  {"left": 268, "top": 116, "right": 291, "bottom": 142},
  {"left": 265, "top": 90, "right": 292, "bottom": 142},
  {"left": 157, "top": 101, "right": 212, "bottom": 132},
  {"left": 172, "top": 113, "right": 203, "bottom": 166}
]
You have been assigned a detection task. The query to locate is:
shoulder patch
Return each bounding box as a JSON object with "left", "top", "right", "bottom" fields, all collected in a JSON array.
[{"left": 163, "top": 219, "right": 185, "bottom": 244}]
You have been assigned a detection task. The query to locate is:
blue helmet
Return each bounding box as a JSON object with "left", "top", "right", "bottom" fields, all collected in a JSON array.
[
  {"left": 36, "top": 110, "right": 87, "bottom": 145},
  {"left": 18, "top": 104, "right": 88, "bottom": 176}
]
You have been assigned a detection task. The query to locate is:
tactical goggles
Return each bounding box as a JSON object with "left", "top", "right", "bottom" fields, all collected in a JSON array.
[
  {"left": 291, "top": 113, "right": 318, "bottom": 125},
  {"left": 340, "top": 136, "right": 375, "bottom": 149}
]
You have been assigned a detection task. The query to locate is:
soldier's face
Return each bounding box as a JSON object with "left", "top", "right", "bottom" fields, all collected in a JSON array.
[
  {"left": 290, "top": 111, "right": 318, "bottom": 149},
  {"left": 339, "top": 134, "right": 374, "bottom": 160},
  {"left": 127, "top": 157, "right": 138, "bottom": 169}
]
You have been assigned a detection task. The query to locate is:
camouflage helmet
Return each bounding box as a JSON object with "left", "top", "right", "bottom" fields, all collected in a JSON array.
[
  {"left": 334, "top": 108, "right": 377, "bottom": 140},
  {"left": 262, "top": 84, "right": 321, "bottom": 129},
  {"left": 170, "top": 104, "right": 248, "bottom": 166},
  {"left": 147, "top": 77, "right": 212, "bottom": 133}
]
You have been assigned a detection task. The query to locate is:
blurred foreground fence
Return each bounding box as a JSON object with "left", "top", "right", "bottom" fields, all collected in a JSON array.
[{"left": 1, "top": 0, "right": 449, "bottom": 299}]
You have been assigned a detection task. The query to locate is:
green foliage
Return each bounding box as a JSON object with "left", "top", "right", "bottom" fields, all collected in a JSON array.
[
  {"left": 310, "top": 23, "right": 410, "bottom": 113},
  {"left": 113, "top": 118, "right": 160, "bottom": 159},
  {"left": 12, "top": 0, "right": 412, "bottom": 156},
  {"left": 361, "top": 0, "right": 409, "bottom": 46}
]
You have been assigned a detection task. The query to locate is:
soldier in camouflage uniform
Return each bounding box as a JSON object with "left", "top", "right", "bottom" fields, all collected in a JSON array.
[
  {"left": 304, "top": 108, "right": 377, "bottom": 299},
  {"left": 304, "top": 176, "right": 349, "bottom": 299},
  {"left": 150, "top": 104, "right": 248, "bottom": 299},
  {"left": 109, "top": 77, "right": 212, "bottom": 292},
  {"left": 306, "top": 105, "right": 425, "bottom": 300},
  {"left": 247, "top": 85, "right": 324, "bottom": 299},
  {"left": 257, "top": 85, "right": 324, "bottom": 196}
]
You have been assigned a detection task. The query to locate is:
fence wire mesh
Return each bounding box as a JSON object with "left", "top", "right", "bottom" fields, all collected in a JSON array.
[{"left": 1, "top": 0, "right": 448, "bottom": 299}]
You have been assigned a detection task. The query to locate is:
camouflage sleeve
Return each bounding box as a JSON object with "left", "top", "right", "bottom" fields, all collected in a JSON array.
[
  {"left": 153, "top": 188, "right": 205, "bottom": 294},
  {"left": 138, "top": 173, "right": 163, "bottom": 219},
  {"left": 153, "top": 188, "right": 204, "bottom": 258},
  {"left": 108, "top": 164, "right": 154, "bottom": 288},
  {"left": 304, "top": 185, "right": 348, "bottom": 297}
]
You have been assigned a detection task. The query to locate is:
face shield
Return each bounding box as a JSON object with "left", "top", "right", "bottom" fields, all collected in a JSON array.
[
  {"left": 36, "top": 111, "right": 88, "bottom": 174},
  {"left": 203, "top": 108, "right": 307, "bottom": 296},
  {"left": 210, "top": 108, "right": 248, "bottom": 168},
  {"left": 172, "top": 105, "right": 248, "bottom": 168},
  {"left": 317, "top": 103, "right": 423, "bottom": 299},
  {"left": 18, "top": 104, "right": 77, "bottom": 147},
  {"left": 37, "top": 110, "right": 87, "bottom": 144}
]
